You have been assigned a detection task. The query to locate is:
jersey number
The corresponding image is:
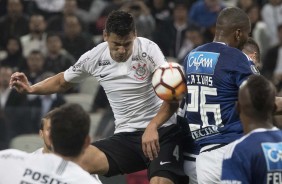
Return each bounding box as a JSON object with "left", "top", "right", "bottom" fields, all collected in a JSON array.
[
  {"left": 187, "top": 86, "right": 222, "bottom": 127},
  {"left": 173, "top": 145, "right": 179, "bottom": 161}
]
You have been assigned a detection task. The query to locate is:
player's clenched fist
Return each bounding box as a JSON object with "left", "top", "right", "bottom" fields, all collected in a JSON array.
[{"left": 9, "top": 72, "right": 32, "bottom": 94}]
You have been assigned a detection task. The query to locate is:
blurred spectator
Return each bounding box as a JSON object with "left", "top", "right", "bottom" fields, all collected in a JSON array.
[
  {"left": 27, "top": 72, "right": 66, "bottom": 132},
  {"left": 236, "top": 0, "right": 255, "bottom": 11},
  {"left": 47, "top": 0, "right": 88, "bottom": 33},
  {"left": 32, "top": 0, "right": 65, "bottom": 20},
  {"left": 0, "top": 36, "right": 26, "bottom": 71},
  {"left": 0, "top": 66, "right": 27, "bottom": 110},
  {"left": 121, "top": 0, "right": 156, "bottom": 39},
  {"left": 246, "top": 3, "right": 270, "bottom": 58},
  {"left": 61, "top": 15, "right": 94, "bottom": 60},
  {"left": 178, "top": 26, "right": 205, "bottom": 63},
  {"left": 22, "top": 50, "right": 46, "bottom": 84},
  {"left": 74, "top": 0, "right": 109, "bottom": 24},
  {"left": 261, "top": 0, "right": 282, "bottom": 47},
  {"left": 20, "top": 14, "right": 47, "bottom": 58},
  {"left": 261, "top": 24, "right": 282, "bottom": 92},
  {"left": 147, "top": 0, "right": 172, "bottom": 29},
  {"left": 153, "top": 0, "right": 190, "bottom": 59},
  {"left": 0, "top": 0, "right": 7, "bottom": 17},
  {"left": 0, "top": 0, "right": 29, "bottom": 49},
  {"left": 0, "top": 65, "right": 28, "bottom": 141},
  {"left": 89, "top": 0, "right": 126, "bottom": 36},
  {"left": 44, "top": 33, "right": 75, "bottom": 74},
  {"left": 0, "top": 108, "right": 8, "bottom": 150},
  {"left": 189, "top": 0, "right": 225, "bottom": 29}
]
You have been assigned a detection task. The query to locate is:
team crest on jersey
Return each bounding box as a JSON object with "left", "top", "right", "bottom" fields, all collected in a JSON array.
[
  {"left": 187, "top": 52, "right": 219, "bottom": 75},
  {"left": 261, "top": 142, "right": 282, "bottom": 171},
  {"left": 131, "top": 62, "right": 148, "bottom": 80}
]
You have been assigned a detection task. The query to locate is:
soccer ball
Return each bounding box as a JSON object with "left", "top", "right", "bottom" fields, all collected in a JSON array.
[{"left": 152, "top": 62, "right": 187, "bottom": 101}]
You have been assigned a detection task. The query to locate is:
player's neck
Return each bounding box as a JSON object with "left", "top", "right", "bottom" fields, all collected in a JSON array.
[
  {"left": 42, "top": 148, "right": 52, "bottom": 154},
  {"left": 57, "top": 153, "right": 81, "bottom": 164},
  {"left": 243, "top": 118, "right": 274, "bottom": 134},
  {"left": 213, "top": 32, "right": 233, "bottom": 47},
  {"left": 43, "top": 145, "right": 52, "bottom": 154}
]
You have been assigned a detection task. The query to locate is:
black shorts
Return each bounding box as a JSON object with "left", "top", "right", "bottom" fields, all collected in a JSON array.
[{"left": 92, "top": 124, "right": 185, "bottom": 182}]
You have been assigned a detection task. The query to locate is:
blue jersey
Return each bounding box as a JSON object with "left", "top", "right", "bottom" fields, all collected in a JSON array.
[
  {"left": 183, "top": 42, "right": 259, "bottom": 146},
  {"left": 221, "top": 128, "right": 282, "bottom": 184},
  {"left": 177, "top": 95, "right": 200, "bottom": 156}
]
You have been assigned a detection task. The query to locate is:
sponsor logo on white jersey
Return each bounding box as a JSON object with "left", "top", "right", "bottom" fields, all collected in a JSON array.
[{"left": 98, "top": 60, "right": 111, "bottom": 66}]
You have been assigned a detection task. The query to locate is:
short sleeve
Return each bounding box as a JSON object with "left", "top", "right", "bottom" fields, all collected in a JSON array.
[
  {"left": 146, "top": 40, "right": 167, "bottom": 72},
  {"left": 64, "top": 50, "right": 92, "bottom": 83}
]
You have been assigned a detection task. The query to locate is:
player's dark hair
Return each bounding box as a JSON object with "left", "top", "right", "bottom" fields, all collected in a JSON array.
[
  {"left": 50, "top": 103, "right": 90, "bottom": 157},
  {"left": 40, "top": 107, "right": 58, "bottom": 130},
  {"left": 246, "top": 75, "right": 276, "bottom": 119},
  {"left": 244, "top": 37, "right": 261, "bottom": 63},
  {"left": 105, "top": 10, "right": 135, "bottom": 36},
  {"left": 216, "top": 7, "right": 250, "bottom": 33}
]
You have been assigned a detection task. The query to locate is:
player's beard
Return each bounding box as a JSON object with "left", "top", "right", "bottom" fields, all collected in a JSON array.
[{"left": 114, "top": 51, "right": 131, "bottom": 62}]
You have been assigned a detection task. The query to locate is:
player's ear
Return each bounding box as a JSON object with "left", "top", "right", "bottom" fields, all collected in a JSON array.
[
  {"left": 235, "top": 29, "right": 241, "bottom": 42},
  {"left": 103, "top": 30, "right": 108, "bottom": 42},
  {"left": 82, "top": 135, "right": 91, "bottom": 153},
  {"left": 274, "top": 103, "right": 277, "bottom": 114},
  {"left": 39, "top": 130, "right": 43, "bottom": 138}
]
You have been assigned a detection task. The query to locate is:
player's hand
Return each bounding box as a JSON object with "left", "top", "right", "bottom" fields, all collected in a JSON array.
[
  {"left": 9, "top": 72, "right": 32, "bottom": 94},
  {"left": 142, "top": 123, "right": 160, "bottom": 161}
]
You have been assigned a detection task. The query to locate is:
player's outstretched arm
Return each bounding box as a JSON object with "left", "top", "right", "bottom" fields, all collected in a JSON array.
[
  {"left": 142, "top": 101, "right": 179, "bottom": 160},
  {"left": 10, "top": 72, "right": 74, "bottom": 95}
]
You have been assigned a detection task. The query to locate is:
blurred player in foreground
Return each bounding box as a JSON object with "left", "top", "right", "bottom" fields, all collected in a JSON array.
[
  {"left": 221, "top": 75, "right": 282, "bottom": 184},
  {"left": 9, "top": 10, "right": 184, "bottom": 184},
  {"left": 31, "top": 106, "right": 102, "bottom": 182},
  {"left": 0, "top": 103, "right": 102, "bottom": 183}
]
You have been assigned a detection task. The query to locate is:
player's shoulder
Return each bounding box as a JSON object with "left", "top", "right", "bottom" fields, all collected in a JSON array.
[
  {"left": 0, "top": 149, "right": 28, "bottom": 166},
  {"left": 224, "top": 133, "right": 254, "bottom": 159},
  {"left": 135, "top": 37, "right": 160, "bottom": 50},
  {"left": 66, "top": 161, "right": 101, "bottom": 183},
  {"left": 31, "top": 147, "right": 44, "bottom": 155},
  {"left": 74, "top": 41, "right": 108, "bottom": 68},
  {"left": 88, "top": 41, "right": 108, "bottom": 56},
  {"left": 0, "top": 149, "right": 28, "bottom": 157}
]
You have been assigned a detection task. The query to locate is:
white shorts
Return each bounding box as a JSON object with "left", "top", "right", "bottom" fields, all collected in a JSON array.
[
  {"left": 183, "top": 152, "right": 198, "bottom": 184},
  {"left": 196, "top": 144, "right": 230, "bottom": 184}
]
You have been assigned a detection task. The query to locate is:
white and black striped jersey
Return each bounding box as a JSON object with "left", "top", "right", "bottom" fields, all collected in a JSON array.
[{"left": 64, "top": 37, "right": 176, "bottom": 133}]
